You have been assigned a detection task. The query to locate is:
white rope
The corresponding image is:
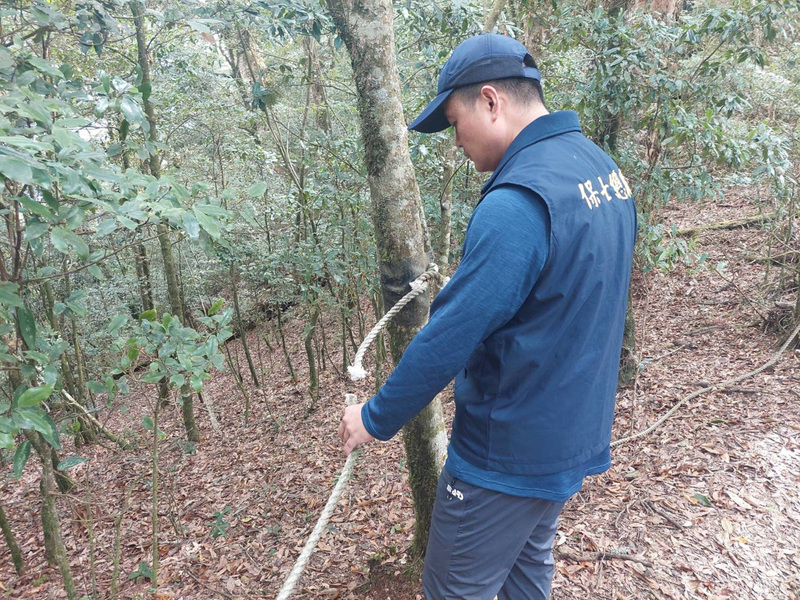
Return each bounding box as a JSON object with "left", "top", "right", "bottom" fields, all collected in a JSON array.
[
  {"left": 275, "top": 394, "right": 359, "bottom": 600},
  {"left": 348, "top": 263, "right": 445, "bottom": 381},
  {"left": 611, "top": 319, "right": 800, "bottom": 447},
  {"left": 273, "top": 253, "right": 799, "bottom": 598},
  {"left": 275, "top": 267, "right": 446, "bottom": 599}
]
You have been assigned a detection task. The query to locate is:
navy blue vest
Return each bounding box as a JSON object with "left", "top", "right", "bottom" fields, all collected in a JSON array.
[{"left": 450, "top": 111, "right": 637, "bottom": 476}]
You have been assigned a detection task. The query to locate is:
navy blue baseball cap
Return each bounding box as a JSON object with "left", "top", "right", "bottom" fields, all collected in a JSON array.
[{"left": 408, "top": 33, "right": 541, "bottom": 133}]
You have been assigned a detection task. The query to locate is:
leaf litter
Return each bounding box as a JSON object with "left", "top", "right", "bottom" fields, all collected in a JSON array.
[{"left": 1, "top": 188, "right": 798, "bottom": 599}]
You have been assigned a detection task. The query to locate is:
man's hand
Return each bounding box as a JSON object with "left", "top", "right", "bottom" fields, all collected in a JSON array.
[{"left": 338, "top": 402, "right": 375, "bottom": 456}]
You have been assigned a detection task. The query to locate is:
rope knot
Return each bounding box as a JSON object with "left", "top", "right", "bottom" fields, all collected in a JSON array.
[{"left": 347, "top": 263, "right": 443, "bottom": 382}]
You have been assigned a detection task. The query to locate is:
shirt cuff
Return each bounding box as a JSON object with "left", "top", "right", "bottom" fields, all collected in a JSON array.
[{"left": 361, "top": 398, "right": 396, "bottom": 441}]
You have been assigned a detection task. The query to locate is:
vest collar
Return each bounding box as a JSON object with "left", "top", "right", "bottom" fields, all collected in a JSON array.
[{"left": 481, "top": 110, "right": 582, "bottom": 196}]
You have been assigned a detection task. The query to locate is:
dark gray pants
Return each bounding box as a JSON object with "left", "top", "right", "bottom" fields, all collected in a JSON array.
[{"left": 422, "top": 467, "right": 565, "bottom": 600}]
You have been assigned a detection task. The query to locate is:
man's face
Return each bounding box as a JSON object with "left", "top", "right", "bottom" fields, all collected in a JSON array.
[{"left": 444, "top": 94, "right": 504, "bottom": 173}]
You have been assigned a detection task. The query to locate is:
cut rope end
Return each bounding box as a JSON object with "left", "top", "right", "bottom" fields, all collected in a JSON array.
[{"left": 347, "top": 364, "right": 367, "bottom": 381}]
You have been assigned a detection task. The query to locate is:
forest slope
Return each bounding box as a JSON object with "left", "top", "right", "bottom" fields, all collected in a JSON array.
[{"left": 1, "top": 189, "right": 798, "bottom": 599}]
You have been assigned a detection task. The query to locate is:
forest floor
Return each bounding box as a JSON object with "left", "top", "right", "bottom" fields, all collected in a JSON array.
[{"left": 2, "top": 189, "right": 799, "bottom": 600}]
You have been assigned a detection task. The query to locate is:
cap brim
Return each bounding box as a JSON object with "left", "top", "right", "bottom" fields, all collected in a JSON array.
[{"left": 408, "top": 89, "right": 453, "bottom": 133}]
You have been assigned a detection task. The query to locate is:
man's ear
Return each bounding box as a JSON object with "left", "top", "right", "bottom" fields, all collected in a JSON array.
[{"left": 479, "top": 85, "right": 501, "bottom": 121}]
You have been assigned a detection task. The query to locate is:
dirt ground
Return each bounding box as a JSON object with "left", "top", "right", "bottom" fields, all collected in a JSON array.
[{"left": 1, "top": 190, "right": 798, "bottom": 599}]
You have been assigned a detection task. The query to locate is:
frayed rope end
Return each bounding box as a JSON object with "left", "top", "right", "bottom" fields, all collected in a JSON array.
[{"left": 347, "top": 364, "right": 367, "bottom": 381}]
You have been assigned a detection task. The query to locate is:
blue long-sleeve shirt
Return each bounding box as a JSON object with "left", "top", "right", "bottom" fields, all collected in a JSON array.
[
  {"left": 361, "top": 186, "right": 610, "bottom": 501},
  {"left": 362, "top": 186, "right": 549, "bottom": 439}
]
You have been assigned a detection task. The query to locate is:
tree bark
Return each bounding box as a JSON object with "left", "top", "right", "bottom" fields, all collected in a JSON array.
[
  {"left": 231, "top": 261, "right": 260, "bottom": 387},
  {"left": 27, "top": 432, "right": 77, "bottom": 599},
  {"left": 483, "top": 0, "right": 508, "bottom": 32},
  {"left": 134, "top": 235, "right": 154, "bottom": 314},
  {"left": 598, "top": 0, "right": 630, "bottom": 153},
  {"left": 131, "top": 0, "right": 198, "bottom": 441},
  {"left": 436, "top": 142, "right": 457, "bottom": 275},
  {"left": 327, "top": 0, "right": 448, "bottom": 558},
  {"left": 0, "top": 496, "right": 24, "bottom": 574}
]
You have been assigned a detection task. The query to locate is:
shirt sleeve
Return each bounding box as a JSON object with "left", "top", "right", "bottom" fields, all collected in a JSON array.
[{"left": 361, "top": 186, "right": 551, "bottom": 440}]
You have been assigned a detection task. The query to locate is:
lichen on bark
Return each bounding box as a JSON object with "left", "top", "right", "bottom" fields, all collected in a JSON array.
[{"left": 327, "top": 0, "right": 448, "bottom": 557}]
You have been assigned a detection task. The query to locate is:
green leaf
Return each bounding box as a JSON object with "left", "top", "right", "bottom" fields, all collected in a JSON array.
[
  {"left": 0, "top": 282, "right": 24, "bottom": 308},
  {"left": 247, "top": 182, "right": 268, "bottom": 197},
  {"left": 142, "top": 416, "right": 154, "bottom": 430},
  {"left": 27, "top": 56, "right": 64, "bottom": 80},
  {"left": 0, "top": 45, "right": 13, "bottom": 69},
  {"left": 13, "top": 440, "right": 31, "bottom": 479},
  {"left": 0, "top": 400, "right": 9, "bottom": 413},
  {"left": 181, "top": 212, "right": 200, "bottom": 239},
  {"left": 139, "top": 309, "right": 157, "bottom": 322},
  {"left": 140, "top": 372, "right": 165, "bottom": 384},
  {"left": 127, "top": 345, "right": 140, "bottom": 362},
  {"left": 87, "top": 381, "right": 106, "bottom": 394},
  {"left": 88, "top": 264, "right": 105, "bottom": 280},
  {"left": 208, "top": 299, "right": 224, "bottom": 316},
  {"left": 95, "top": 219, "right": 118, "bottom": 236},
  {"left": 109, "top": 314, "right": 127, "bottom": 335},
  {"left": 0, "top": 433, "right": 14, "bottom": 451},
  {"left": 120, "top": 97, "right": 144, "bottom": 126},
  {"left": 16, "top": 306, "right": 37, "bottom": 350},
  {"left": 193, "top": 204, "right": 222, "bottom": 239},
  {"left": 24, "top": 219, "right": 50, "bottom": 242},
  {"left": 0, "top": 156, "right": 34, "bottom": 185},
  {"left": 17, "top": 195, "right": 55, "bottom": 220},
  {"left": 17, "top": 385, "right": 53, "bottom": 408},
  {"left": 50, "top": 227, "right": 69, "bottom": 253},
  {"left": 64, "top": 230, "right": 90, "bottom": 259},
  {"left": 694, "top": 493, "right": 712, "bottom": 507},
  {"left": 0, "top": 136, "right": 52, "bottom": 152},
  {"left": 57, "top": 456, "right": 88, "bottom": 471},
  {"left": 39, "top": 412, "right": 60, "bottom": 449},
  {"left": 12, "top": 409, "right": 59, "bottom": 448}
]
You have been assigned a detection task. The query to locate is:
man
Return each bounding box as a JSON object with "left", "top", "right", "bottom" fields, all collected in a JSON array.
[{"left": 339, "top": 33, "right": 637, "bottom": 599}]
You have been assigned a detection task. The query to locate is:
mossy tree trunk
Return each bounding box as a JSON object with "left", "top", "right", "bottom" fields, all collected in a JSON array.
[
  {"left": 131, "top": 0, "right": 198, "bottom": 441},
  {"left": 436, "top": 142, "right": 457, "bottom": 276},
  {"left": 0, "top": 496, "right": 24, "bottom": 574},
  {"left": 598, "top": 0, "right": 630, "bottom": 154},
  {"left": 230, "top": 261, "right": 260, "bottom": 387},
  {"left": 27, "top": 432, "right": 77, "bottom": 599},
  {"left": 327, "top": 0, "right": 448, "bottom": 558}
]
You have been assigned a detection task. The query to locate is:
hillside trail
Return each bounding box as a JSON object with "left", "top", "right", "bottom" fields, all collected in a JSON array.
[{"left": 0, "top": 188, "right": 798, "bottom": 599}]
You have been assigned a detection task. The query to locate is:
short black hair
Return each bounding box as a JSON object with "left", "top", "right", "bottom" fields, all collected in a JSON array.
[{"left": 450, "top": 55, "right": 546, "bottom": 109}]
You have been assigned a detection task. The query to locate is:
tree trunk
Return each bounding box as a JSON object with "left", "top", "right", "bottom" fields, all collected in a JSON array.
[
  {"left": 483, "top": 0, "right": 508, "bottom": 31},
  {"left": 27, "top": 432, "right": 77, "bottom": 599},
  {"left": 304, "top": 303, "right": 320, "bottom": 412},
  {"left": 231, "top": 261, "right": 260, "bottom": 387},
  {"left": 0, "top": 496, "right": 24, "bottom": 574},
  {"left": 150, "top": 399, "right": 160, "bottom": 586},
  {"left": 134, "top": 236, "right": 154, "bottom": 314},
  {"left": 619, "top": 289, "right": 637, "bottom": 384},
  {"left": 598, "top": 0, "right": 630, "bottom": 153},
  {"left": 131, "top": 0, "right": 198, "bottom": 440},
  {"left": 327, "top": 0, "right": 448, "bottom": 558},
  {"left": 436, "top": 142, "right": 457, "bottom": 275}
]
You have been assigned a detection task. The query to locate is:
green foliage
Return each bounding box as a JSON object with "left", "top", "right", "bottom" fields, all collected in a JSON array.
[
  {"left": 13, "top": 440, "right": 31, "bottom": 479},
  {"left": 113, "top": 306, "right": 232, "bottom": 392},
  {"left": 56, "top": 456, "right": 88, "bottom": 471},
  {"left": 127, "top": 561, "right": 153, "bottom": 583},
  {"left": 0, "top": 0, "right": 235, "bottom": 473},
  {"left": 537, "top": 0, "right": 799, "bottom": 268},
  {"left": 209, "top": 506, "right": 232, "bottom": 538}
]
